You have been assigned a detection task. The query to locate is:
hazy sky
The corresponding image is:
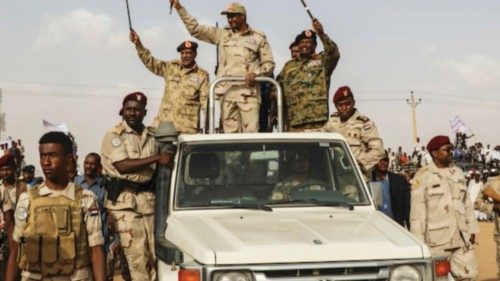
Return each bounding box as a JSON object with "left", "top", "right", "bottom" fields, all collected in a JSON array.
[{"left": 1, "top": 0, "right": 499, "bottom": 173}]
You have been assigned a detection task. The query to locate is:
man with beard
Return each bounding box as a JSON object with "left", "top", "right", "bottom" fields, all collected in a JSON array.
[
  {"left": 131, "top": 30, "right": 209, "bottom": 134},
  {"left": 410, "top": 136, "right": 478, "bottom": 280},
  {"left": 171, "top": 0, "right": 275, "bottom": 133},
  {"left": 277, "top": 20, "right": 340, "bottom": 132},
  {"left": 314, "top": 86, "right": 384, "bottom": 173},
  {"left": 101, "top": 92, "right": 172, "bottom": 281},
  {"left": 6, "top": 132, "right": 105, "bottom": 281}
]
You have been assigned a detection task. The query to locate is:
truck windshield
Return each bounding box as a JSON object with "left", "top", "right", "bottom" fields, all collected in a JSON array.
[{"left": 175, "top": 141, "right": 369, "bottom": 209}]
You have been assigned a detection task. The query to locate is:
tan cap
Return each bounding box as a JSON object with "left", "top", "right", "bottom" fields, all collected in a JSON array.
[{"left": 221, "top": 2, "right": 246, "bottom": 15}]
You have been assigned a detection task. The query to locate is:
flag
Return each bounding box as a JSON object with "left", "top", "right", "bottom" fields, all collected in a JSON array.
[
  {"left": 42, "top": 119, "right": 69, "bottom": 133},
  {"left": 449, "top": 115, "right": 468, "bottom": 133}
]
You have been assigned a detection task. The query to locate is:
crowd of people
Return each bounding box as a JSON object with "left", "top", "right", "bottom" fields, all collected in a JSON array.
[{"left": 0, "top": 1, "right": 499, "bottom": 281}]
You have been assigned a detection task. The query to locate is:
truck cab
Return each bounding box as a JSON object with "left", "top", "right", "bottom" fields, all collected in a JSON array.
[{"left": 153, "top": 132, "right": 448, "bottom": 281}]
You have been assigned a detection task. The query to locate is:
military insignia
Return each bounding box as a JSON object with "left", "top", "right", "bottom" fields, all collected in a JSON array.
[
  {"left": 89, "top": 207, "right": 99, "bottom": 217},
  {"left": 190, "top": 75, "right": 201, "bottom": 86},
  {"left": 246, "top": 37, "right": 257, "bottom": 46},
  {"left": 111, "top": 137, "right": 122, "bottom": 147},
  {"left": 411, "top": 179, "right": 421, "bottom": 189},
  {"left": 136, "top": 94, "right": 142, "bottom": 101},
  {"left": 228, "top": 3, "right": 235, "bottom": 9},
  {"left": 185, "top": 41, "right": 192, "bottom": 48},
  {"left": 343, "top": 90, "right": 348, "bottom": 96},
  {"left": 363, "top": 123, "right": 371, "bottom": 130},
  {"left": 16, "top": 207, "right": 28, "bottom": 220},
  {"left": 305, "top": 30, "right": 312, "bottom": 37}
]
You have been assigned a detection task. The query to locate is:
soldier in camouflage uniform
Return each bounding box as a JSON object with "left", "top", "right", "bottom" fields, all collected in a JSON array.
[
  {"left": 130, "top": 30, "right": 209, "bottom": 134},
  {"left": 410, "top": 136, "right": 478, "bottom": 280},
  {"left": 314, "top": 86, "right": 384, "bottom": 172},
  {"left": 171, "top": 0, "right": 275, "bottom": 133},
  {"left": 277, "top": 20, "right": 340, "bottom": 132},
  {"left": 478, "top": 176, "right": 500, "bottom": 279},
  {"left": 0, "top": 156, "right": 14, "bottom": 280}
]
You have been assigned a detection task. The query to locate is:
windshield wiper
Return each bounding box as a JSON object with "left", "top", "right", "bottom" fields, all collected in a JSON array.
[
  {"left": 269, "top": 199, "right": 354, "bottom": 211},
  {"left": 208, "top": 203, "right": 273, "bottom": 212}
]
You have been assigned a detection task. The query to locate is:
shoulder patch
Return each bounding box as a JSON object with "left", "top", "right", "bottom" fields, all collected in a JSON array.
[
  {"left": 356, "top": 115, "right": 370, "bottom": 122},
  {"left": 111, "top": 137, "right": 122, "bottom": 147},
  {"left": 411, "top": 178, "right": 421, "bottom": 190},
  {"left": 16, "top": 206, "right": 28, "bottom": 220}
]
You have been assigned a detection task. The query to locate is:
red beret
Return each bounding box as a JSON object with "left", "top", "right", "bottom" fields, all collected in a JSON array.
[
  {"left": 426, "top": 135, "right": 451, "bottom": 152},
  {"left": 0, "top": 155, "right": 15, "bottom": 167},
  {"left": 333, "top": 86, "right": 353, "bottom": 104},
  {"left": 119, "top": 92, "right": 147, "bottom": 116}
]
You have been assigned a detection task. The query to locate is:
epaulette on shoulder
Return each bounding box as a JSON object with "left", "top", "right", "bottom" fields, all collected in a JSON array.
[
  {"left": 356, "top": 115, "right": 370, "bottom": 122},
  {"left": 251, "top": 28, "right": 266, "bottom": 37},
  {"left": 330, "top": 112, "right": 339, "bottom": 118},
  {"left": 198, "top": 67, "right": 209, "bottom": 76},
  {"left": 147, "top": 126, "right": 157, "bottom": 134},
  {"left": 110, "top": 123, "right": 126, "bottom": 135}
]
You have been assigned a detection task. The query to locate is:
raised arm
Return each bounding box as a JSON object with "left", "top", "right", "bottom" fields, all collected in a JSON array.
[
  {"left": 313, "top": 19, "right": 340, "bottom": 77},
  {"left": 172, "top": 0, "right": 220, "bottom": 45},
  {"left": 130, "top": 30, "right": 168, "bottom": 77}
]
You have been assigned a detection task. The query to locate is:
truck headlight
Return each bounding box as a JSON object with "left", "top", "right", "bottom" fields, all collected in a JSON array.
[
  {"left": 213, "top": 271, "right": 253, "bottom": 281},
  {"left": 390, "top": 265, "right": 422, "bottom": 281}
]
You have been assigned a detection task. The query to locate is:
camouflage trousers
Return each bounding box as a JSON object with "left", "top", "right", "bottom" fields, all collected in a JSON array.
[
  {"left": 221, "top": 99, "right": 260, "bottom": 133},
  {"left": 288, "top": 121, "right": 325, "bottom": 132},
  {"left": 110, "top": 210, "right": 156, "bottom": 281},
  {"left": 432, "top": 245, "right": 478, "bottom": 280}
]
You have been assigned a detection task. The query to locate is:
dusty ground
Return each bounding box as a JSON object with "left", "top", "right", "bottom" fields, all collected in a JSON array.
[
  {"left": 475, "top": 221, "right": 498, "bottom": 281},
  {"left": 114, "top": 221, "right": 498, "bottom": 281}
]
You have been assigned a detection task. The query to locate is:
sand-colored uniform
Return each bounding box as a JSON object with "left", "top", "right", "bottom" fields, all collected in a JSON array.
[
  {"left": 101, "top": 121, "right": 157, "bottom": 281},
  {"left": 277, "top": 35, "right": 340, "bottom": 131},
  {"left": 410, "top": 162, "right": 479, "bottom": 280},
  {"left": 2, "top": 180, "right": 28, "bottom": 207},
  {"left": 177, "top": 7, "right": 275, "bottom": 133},
  {"left": 0, "top": 183, "right": 13, "bottom": 269},
  {"left": 12, "top": 182, "right": 104, "bottom": 281},
  {"left": 136, "top": 44, "right": 209, "bottom": 133},
  {"left": 315, "top": 110, "right": 384, "bottom": 171},
  {"left": 476, "top": 175, "right": 500, "bottom": 279}
]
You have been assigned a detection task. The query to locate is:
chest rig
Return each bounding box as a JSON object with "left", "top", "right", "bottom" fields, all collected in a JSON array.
[{"left": 18, "top": 185, "right": 89, "bottom": 275}]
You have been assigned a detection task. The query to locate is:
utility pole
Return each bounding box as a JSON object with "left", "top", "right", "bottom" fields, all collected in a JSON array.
[
  {"left": 406, "top": 91, "right": 421, "bottom": 144},
  {"left": 0, "top": 88, "right": 4, "bottom": 139}
]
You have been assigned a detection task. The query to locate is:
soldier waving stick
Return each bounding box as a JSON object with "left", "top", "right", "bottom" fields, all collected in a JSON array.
[
  {"left": 125, "top": 0, "right": 133, "bottom": 31},
  {"left": 299, "top": 0, "right": 315, "bottom": 20}
]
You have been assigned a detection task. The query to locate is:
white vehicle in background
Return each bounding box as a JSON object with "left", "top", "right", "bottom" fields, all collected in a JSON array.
[{"left": 153, "top": 78, "right": 450, "bottom": 281}]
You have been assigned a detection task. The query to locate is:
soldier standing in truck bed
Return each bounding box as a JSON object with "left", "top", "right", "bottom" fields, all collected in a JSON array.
[
  {"left": 277, "top": 19, "right": 340, "bottom": 132},
  {"left": 171, "top": 0, "right": 275, "bottom": 133},
  {"left": 101, "top": 92, "right": 172, "bottom": 281},
  {"left": 130, "top": 30, "right": 209, "bottom": 134}
]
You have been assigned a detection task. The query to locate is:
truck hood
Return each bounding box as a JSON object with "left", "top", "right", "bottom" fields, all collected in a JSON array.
[{"left": 166, "top": 208, "right": 428, "bottom": 265}]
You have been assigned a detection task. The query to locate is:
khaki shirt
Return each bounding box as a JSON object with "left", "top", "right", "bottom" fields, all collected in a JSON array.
[
  {"left": 315, "top": 110, "right": 384, "bottom": 170},
  {"left": 479, "top": 176, "right": 500, "bottom": 235},
  {"left": 0, "top": 183, "right": 13, "bottom": 213},
  {"left": 178, "top": 7, "right": 275, "bottom": 101},
  {"left": 277, "top": 34, "right": 340, "bottom": 127},
  {"left": 136, "top": 45, "right": 209, "bottom": 133},
  {"left": 13, "top": 182, "right": 104, "bottom": 281},
  {"left": 101, "top": 121, "right": 158, "bottom": 214},
  {"left": 410, "top": 162, "right": 478, "bottom": 253}
]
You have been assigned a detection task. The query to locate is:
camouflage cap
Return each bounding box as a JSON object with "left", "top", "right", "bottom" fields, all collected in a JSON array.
[
  {"left": 176, "top": 40, "right": 198, "bottom": 52},
  {"left": 221, "top": 2, "right": 246, "bottom": 15},
  {"left": 296, "top": 29, "right": 317, "bottom": 44}
]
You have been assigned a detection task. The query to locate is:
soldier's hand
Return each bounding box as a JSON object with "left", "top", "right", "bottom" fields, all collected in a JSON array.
[
  {"left": 158, "top": 151, "right": 173, "bottom": 166},
  {"left": 312, "top": 19, "right": 325, "bottom": 36},
  {"left": 130, "top": 29, "right": 141, "bottom": 45},
  {"left": 170, "top": 0, "right": 181, "bottom": 10},
  {"left": 245, "top": 72, "right": 257, "bottom": 87}
]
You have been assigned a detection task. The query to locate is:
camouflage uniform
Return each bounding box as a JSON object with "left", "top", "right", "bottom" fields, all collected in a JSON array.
[
  {"left": 476, "top": 176, "right": 500, "bottom": 279},
  {"left": 12, "top": 183, "right": 104, "bottom": 281},
  {"left": 101, "top": 121, "right": 157, "bottom": 281},
  {"left": 277, "top": 35, "right": 340, "bottom": 131},
  {"left": 177, "top": 7, "right": 275, "bottom": 133},
  {"left": 314, "top": 109, "right": 384, "bottom": 171},
  {"left": 136, "top": 44, "right": 209, "bottom": 134},
  {"left": 410, "top": 162, "right": 478, "bottom": 280}
]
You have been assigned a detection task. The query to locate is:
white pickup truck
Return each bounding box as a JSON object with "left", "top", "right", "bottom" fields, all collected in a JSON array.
[{"left": 152, "top": 78, "right": 449, "bottom": 281}]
